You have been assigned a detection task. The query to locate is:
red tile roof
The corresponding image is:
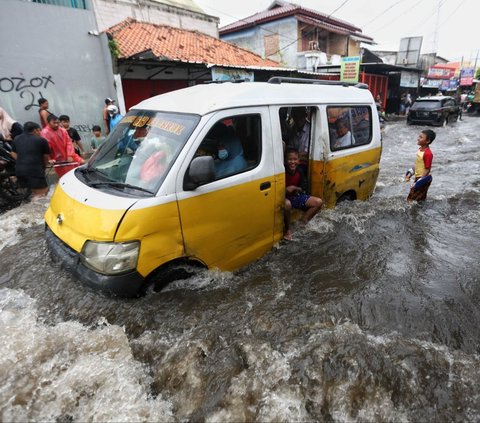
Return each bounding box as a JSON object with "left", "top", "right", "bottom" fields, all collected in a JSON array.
[
  {"left": 106, "top": 18, "right": 283, "bottom": 69},
  {"left": 220, "top": 1, "right": 372, "bottom": 42}
]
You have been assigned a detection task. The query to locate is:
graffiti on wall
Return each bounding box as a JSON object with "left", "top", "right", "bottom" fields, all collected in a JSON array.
[{"left": 0, "top": 75, "right": 55, "bottom": 110}]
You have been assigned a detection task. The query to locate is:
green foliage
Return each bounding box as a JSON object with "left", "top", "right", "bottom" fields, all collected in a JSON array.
[
  {"left": 475, "top": 68, "right": 480, "bottom": 80},
  {"left": 108, "top": 39, "right": 120, "bottom": 58}
]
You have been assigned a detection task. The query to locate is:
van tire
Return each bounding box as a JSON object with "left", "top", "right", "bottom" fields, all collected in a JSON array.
[
  {"left": 336, "top": 191, "right": 356, "bottom": 204},
  {"left": 141, "top": 260, "right": 205, "bottom": 295}
]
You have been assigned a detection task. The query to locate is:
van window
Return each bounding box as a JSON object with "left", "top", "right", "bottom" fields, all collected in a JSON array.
[
  {"left": 192, "top": 114, "right": 262, "bottom": 182},
  {"left": 327, "top": 106, "right": 372, "bottom": 150},
  {"left": 84, "top": 111, "right": 199, "bottom": 195}
]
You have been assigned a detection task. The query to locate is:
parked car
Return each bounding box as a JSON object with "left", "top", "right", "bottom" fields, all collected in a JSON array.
[{"left": 407, "top": 96, "right": 461, "bottom": 126}]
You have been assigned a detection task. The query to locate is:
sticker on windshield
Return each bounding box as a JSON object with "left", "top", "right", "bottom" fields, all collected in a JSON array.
[{"left": 122, "top": 115, "right": 186, "bottom": 136}]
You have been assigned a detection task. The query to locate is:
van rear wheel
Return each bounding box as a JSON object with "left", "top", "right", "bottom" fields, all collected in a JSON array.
[{"left": 337, "top": 191, "right": 356, "bottom": 204}]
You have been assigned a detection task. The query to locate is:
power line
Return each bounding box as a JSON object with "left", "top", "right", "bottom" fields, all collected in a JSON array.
[
  {"left": 362, "top": 0, "right": 409, "bottom": 28},
  {"left": 368, "top": 0, "right": 424, "bottom": 34}
]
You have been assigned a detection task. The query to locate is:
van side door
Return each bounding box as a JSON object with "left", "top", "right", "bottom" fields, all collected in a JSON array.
[{"left": 176, "top": 108, "right": 277, "bottom": 271}]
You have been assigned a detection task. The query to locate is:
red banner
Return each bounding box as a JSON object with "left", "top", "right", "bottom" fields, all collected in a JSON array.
[{"left": 427, "top": 66, "right": 456, "bottom": 79}]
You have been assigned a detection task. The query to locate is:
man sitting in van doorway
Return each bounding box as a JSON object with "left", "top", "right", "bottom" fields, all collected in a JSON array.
[
  {"left": 284, "top": 148, "right": 323, "bottom": 241},
  {"left": 287, "top": 107, "right": 311, "bottom": 168}
]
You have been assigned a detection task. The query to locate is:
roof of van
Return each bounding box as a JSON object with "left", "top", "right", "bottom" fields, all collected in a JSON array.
[{"left": 132, "top": 81, "right": 374, "bottom": 115}]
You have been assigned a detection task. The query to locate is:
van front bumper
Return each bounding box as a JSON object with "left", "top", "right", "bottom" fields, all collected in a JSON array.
[{"left": 45, "top": 225, "right": 145, "bottom": 297}]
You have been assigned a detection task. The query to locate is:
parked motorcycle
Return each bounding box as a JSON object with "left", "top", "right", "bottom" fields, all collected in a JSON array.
[{"left": 0, "top": 139, "right": 31, "bottom": 206}]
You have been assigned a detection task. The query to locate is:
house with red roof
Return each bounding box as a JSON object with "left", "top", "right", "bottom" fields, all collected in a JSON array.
[
  {"left": 105, "top": 18, "right": 295, "bottom": 110},
  {"left": 219, "top": 0, "right": 374, "bottom": 72}
]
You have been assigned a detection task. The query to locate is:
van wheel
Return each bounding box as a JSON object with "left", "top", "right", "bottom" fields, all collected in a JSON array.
[
  {"left": 141, "top": 261, "right": 204, "bottom": 294},
  {"left": 337, "top": 191, "right": 356, "bottom": 204}
]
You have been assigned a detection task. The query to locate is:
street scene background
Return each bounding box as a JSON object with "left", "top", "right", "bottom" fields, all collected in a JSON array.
[{"left": 1, "top": 117, "right": 479, "bottom": 421}]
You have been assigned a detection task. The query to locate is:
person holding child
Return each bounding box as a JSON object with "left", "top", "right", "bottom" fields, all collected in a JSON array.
[
  {"left": 404, "top": 129, "right": 435, "bottom": 202},
  {"left": 284, "top": 148, "right": 322, "bottom": 240}
]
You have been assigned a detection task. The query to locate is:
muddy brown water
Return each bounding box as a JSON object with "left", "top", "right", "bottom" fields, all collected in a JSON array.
[{"left": 1, "top": 117, "right": 479, "bottom": 422}]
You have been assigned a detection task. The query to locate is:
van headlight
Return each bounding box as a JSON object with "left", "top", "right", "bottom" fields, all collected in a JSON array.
[{"left": 81, "top": 241, "right": 139, "bottom": 274}]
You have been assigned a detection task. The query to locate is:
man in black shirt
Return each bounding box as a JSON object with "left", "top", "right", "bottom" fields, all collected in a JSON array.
[
  {"left": 59, "top": 115, "right": 85, "bottom": 156},
  {"left": 11, "top": 121, "right": 51, "bottom": 199}
]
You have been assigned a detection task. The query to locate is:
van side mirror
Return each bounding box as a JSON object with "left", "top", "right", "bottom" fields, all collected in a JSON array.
[{"left": 184, "top": 156, "right": 215, "bottom": 190}]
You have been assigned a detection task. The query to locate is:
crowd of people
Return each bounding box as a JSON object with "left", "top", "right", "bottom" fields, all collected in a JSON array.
[{"left": 0, "top": 97, "right": 120, "bottom": 201}]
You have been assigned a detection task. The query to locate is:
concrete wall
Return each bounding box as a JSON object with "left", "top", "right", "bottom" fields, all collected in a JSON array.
[
  {"left": 92, "top": 0, "right": 219, "bottom": 37},
  {"left": 0, "top": 0, "right": 116, "bottom": 148}
]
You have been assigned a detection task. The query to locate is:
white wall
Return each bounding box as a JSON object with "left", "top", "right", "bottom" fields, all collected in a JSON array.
[
  {"left": 92, "top": 0, "right": 219, "bottom": 37},
  {"left": 0, "top": 0, "right": 116, "bottom": 144}
]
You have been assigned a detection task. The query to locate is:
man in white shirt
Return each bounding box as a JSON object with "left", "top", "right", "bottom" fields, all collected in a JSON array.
[{"left": 334, "top": 119, "right": 355, "bottom": 148}]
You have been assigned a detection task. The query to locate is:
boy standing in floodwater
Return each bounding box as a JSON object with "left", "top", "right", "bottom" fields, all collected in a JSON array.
[
  {"left": 284, "top": 148, "right": 322, "bottom": 240},
  {"left": 404, "top": 129, "right": 435, "bottom": 202}
]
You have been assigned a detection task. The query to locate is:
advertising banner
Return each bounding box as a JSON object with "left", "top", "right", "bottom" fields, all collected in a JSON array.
[
  {"left": 427, "top": 66, "right": 456, "bottom": 79},
  {"left": 400, "top": 71, "right": 419, "bottom": 88},
  {"left": 340, "top": 56, "right": 360, "bottom": 83},
  {"left": 440, "top": 79, "right": 459, "bottom": 91},
  {"left": 460, "top": 68, "right": 474, "bottom": 86},
  {"left": 211, "top": 67, "right": 254, "bottom": 82},
  {"left": 421, "top": 79, "right": 442, "bottom": 88}
]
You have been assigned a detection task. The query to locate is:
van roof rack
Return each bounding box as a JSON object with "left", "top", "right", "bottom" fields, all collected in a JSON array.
[
  {"left": 205, "top": 79, "right": 247, "bottom": 84},
  {"left": 268, "top": 76, "right": 368, "bottom": 89}
]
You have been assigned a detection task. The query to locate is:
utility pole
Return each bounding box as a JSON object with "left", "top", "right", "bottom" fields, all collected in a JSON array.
[{"left": 432, "top": 0, "right": 441, "bottom": 55}]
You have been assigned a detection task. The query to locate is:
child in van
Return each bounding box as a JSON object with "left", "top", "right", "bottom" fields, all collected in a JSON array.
[
  {"left": 284, "top": 148, "right": 323, "bottom": 240},
  {"left": 404, "top": 129, "right": 435, "bottom": 202},
  {"left": 90, "top": 125, "right": 105, "bottom": 152}
]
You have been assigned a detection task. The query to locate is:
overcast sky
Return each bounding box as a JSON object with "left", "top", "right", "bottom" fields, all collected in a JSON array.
[{"left": 195, "top": 0, "right": 479, "bottom": 65}]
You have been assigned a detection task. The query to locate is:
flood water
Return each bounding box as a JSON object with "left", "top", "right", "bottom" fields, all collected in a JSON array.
[{"left": 1, "top": 116, "right": 479, "bottom": 422}]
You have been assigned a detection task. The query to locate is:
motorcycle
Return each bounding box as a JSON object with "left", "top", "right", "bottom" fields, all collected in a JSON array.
[{"left": 0, "top": 139, "right": 31, "bottom": 206}]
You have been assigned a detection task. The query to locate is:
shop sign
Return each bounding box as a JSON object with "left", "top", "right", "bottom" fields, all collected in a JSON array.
[
  {"left": 460, "top": 68, "right": 474, "bottom": 86},
  {"left": 427, "top": 66, "right": 456, "bottom": 79},
  {"left": 340, "top": 56, "right": 360, "bottom": 83}
]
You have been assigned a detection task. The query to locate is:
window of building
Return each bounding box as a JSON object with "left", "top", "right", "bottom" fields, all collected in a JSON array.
[
  {"left": 192, "top": 114, "right": 262, "bottom": 182},
  {"left": 327, "top": 106, "right": 372, "bottom": 150}
]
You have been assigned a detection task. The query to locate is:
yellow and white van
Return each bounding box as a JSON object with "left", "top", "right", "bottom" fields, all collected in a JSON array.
[{"left": 45, "top": 78, "right": 382, "bottom": 296}]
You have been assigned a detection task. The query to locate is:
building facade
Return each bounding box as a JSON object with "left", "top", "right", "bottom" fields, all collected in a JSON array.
[{"left": 219, "top": 1, "right": 374, "bottom": 72}]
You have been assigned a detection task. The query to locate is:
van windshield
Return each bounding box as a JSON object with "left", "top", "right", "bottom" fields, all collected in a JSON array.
[{"left": 85, "top": 111, "right": 200, "bottom": 195}]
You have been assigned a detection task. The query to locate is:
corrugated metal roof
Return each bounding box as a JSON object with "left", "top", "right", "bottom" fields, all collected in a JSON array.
[{"left": 106, "top": 18, "right": 284, "bottom": 70}]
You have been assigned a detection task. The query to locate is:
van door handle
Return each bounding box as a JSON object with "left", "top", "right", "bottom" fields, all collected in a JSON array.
[{"left": 260, "top": 181, "right": 271, "bottom": 191}]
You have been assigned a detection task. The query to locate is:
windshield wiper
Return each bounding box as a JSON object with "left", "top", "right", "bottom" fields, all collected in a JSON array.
[{"left": 88, "top": 181, "right": 155, "bottom": 195}]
